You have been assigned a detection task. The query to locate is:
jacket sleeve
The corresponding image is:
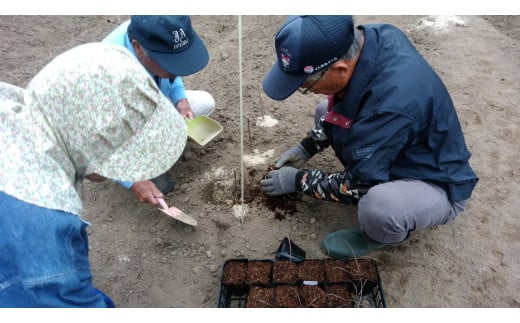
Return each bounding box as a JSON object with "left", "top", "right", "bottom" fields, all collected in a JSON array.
[
  {"left": 167, "top": 77, "right": 187, "bottom": 106},
  {"left": 296, "top": 169, "right": 366, "bottom": 203},
  {"left": 300, "top": 128, "right": 331, "bottom": 156},
  {"left": 112, "top": 179, "right": 133, "bottom": 190}
]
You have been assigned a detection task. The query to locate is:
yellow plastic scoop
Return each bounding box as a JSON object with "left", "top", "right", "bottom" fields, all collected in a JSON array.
[
  {"left": 186, "top": 116, "right": 223, "bottom": 146},
  {"left": 156, "top": 197, "right": 197, "bottom": 226}
]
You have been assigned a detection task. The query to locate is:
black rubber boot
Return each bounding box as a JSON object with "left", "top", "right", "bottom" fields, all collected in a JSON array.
[{"left": 150, "top": 173, "right": 176, "bottom": 195}]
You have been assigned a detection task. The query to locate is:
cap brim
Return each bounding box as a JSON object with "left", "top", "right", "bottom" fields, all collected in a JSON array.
[
  {"left": 262, "top": 63, "right": 308, "bottom": 101},
  {"left": 148, "top": 32, "right": 209, "bottom": 76},
  {"left": 96, "top": 94, "right": 187, "bottom": 182}
]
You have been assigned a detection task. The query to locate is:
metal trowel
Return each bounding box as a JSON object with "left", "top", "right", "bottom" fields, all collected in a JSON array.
[{"left": 156, "top": 197, "right": 197, "bottom": 226}]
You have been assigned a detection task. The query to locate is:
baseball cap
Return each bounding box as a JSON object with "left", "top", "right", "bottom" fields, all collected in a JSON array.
[
  {"left": 25, "top": 42, "right": 187, "bottom": 182},
  {"left": 128, "top": 15, "right": 209, "bottom": 76},
  {"left": 263, "top": 15, "right": 355, "bottom": 101}
]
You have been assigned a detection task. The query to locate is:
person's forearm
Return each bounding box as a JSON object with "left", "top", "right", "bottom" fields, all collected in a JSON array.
[
  {"left": 296, "top": 169, "right": 366, "bottom": 203},
  {"left": 169, "top": 77, "right": 187, "bottom": 104},
  {"left": 112, "top": 179, "right": 133, "bottom": 189}
]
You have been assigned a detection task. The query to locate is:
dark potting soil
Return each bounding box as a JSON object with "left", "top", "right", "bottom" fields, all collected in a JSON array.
[
  {"left": 246, "top": 260, "right": 272, "bottom": 286},
  {"left": 221, "top": 260, "right": 247, "bottom": 286},
  {"left": 272, "top": 260, "right": 299, "bottom": 285},
  {"left": 241, "top": 167, "right": 302, "bottom": 221},
  {"left": 273, "top": 285, "right": 301, "bottom": 308},
  {"left": 246, "top": 286, "right": 275, "bottom": 308},
  {"left": 324, "top": 259, "right": 349, "bottom": 284},
  {"left": 241, "top": 283, "right": 357, "bottom": 308},
  {"left": 298, "top": 260, "right": 325, "bottom": 283},
  {"left": 219, "top": 258, "right": 384, "bottom": 307},
  {"left": 346, "top": 258, "right": 379, "bottom": 283},
  {"left": 325, "top": 284, "right": 354, "bottom": 307},
  {"left": 299, "top": 285, "right": 326, "bottom": 307}
]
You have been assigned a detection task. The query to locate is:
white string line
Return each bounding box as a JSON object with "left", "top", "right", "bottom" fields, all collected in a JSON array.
[{"left": 238, "top": 15, "right": 245, "bottom": 224}]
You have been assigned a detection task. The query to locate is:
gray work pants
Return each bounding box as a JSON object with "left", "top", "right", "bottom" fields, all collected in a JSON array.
[{"left": 314, "top": 99, "right": 469, "bottom": 243}]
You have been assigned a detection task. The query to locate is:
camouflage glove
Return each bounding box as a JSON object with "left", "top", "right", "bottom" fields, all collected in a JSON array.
[
  {"left": 275, "top": 143, "right": 311, "bottom": 169},
  {"left": 260, "top": 166, "right": 299, "bottom": 196}
]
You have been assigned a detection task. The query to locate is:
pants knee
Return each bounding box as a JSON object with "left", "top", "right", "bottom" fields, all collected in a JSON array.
[
  {"left": 200, "top": 92, "right": 216, "bottom": 116},
  {"left": 187, "top": 90, "right": 215, "bottom": 117},
  {"left": 358, "top": 187, "right": 409, "bottom": 243}
]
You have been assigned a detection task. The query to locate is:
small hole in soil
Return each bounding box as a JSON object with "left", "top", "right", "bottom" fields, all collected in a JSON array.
[
  {"left": 202, "top": 166, "right": 302, "bottom": 221},
  {"left": 244, "top": 166, "right": 302, "bottom": 220}
]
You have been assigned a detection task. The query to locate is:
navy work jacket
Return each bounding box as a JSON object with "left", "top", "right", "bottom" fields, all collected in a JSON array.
[{"left": 323, "top": 24, "right": 478, "bottom": 201}]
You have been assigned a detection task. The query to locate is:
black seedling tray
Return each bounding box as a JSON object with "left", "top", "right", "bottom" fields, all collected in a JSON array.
[{"left": 216, "top": 258, "right": 387, "bottom": 308}]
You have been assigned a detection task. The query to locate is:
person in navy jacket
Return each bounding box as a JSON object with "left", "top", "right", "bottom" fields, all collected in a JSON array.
[{"left": 261, "top": 16, "right": 478, "bottom": 259}]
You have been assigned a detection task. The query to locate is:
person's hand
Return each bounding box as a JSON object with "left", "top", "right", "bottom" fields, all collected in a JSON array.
[
  {"left": 176, "top": 98, "right": 194, "bottom": 119},
  {"left": 260, "top": 166, "right": 299, "bottom": 196},
  {"left": 130, "top": 180, "right": 164, "bottom": 206},
  {"left": 275, "top": 143, "right": 311, "bottom": 169}
]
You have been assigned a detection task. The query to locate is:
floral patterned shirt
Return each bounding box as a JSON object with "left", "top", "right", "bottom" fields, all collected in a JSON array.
[{"left": 0, "top": 43, "right": 187, "bottom": 216}]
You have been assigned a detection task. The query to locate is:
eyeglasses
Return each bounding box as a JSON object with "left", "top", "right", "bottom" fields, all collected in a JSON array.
[{"left": 298, "top": 68, "right": 328, "bottom": 95}]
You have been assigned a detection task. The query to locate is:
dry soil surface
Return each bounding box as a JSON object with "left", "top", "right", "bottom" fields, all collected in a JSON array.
[{"left": 1, "top": 15, "right": 519, "bottom": 308}]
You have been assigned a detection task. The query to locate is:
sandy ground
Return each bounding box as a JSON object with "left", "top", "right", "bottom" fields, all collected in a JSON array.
[{"left": 1, "top": 15, "right": 519, "bottom": 308}]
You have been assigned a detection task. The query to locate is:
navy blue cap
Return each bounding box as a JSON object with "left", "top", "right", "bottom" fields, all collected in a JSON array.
[
  {"left": 263, "top": 15, "right": 354, "bottom": 100},
  {"left": 128, "top": 15, "right": 209, "bottom": 76}
]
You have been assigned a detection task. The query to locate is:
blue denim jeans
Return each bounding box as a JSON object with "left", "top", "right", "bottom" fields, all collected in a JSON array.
[{"left": 0, "top": 191, "right": 114, "bottom": 307}]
